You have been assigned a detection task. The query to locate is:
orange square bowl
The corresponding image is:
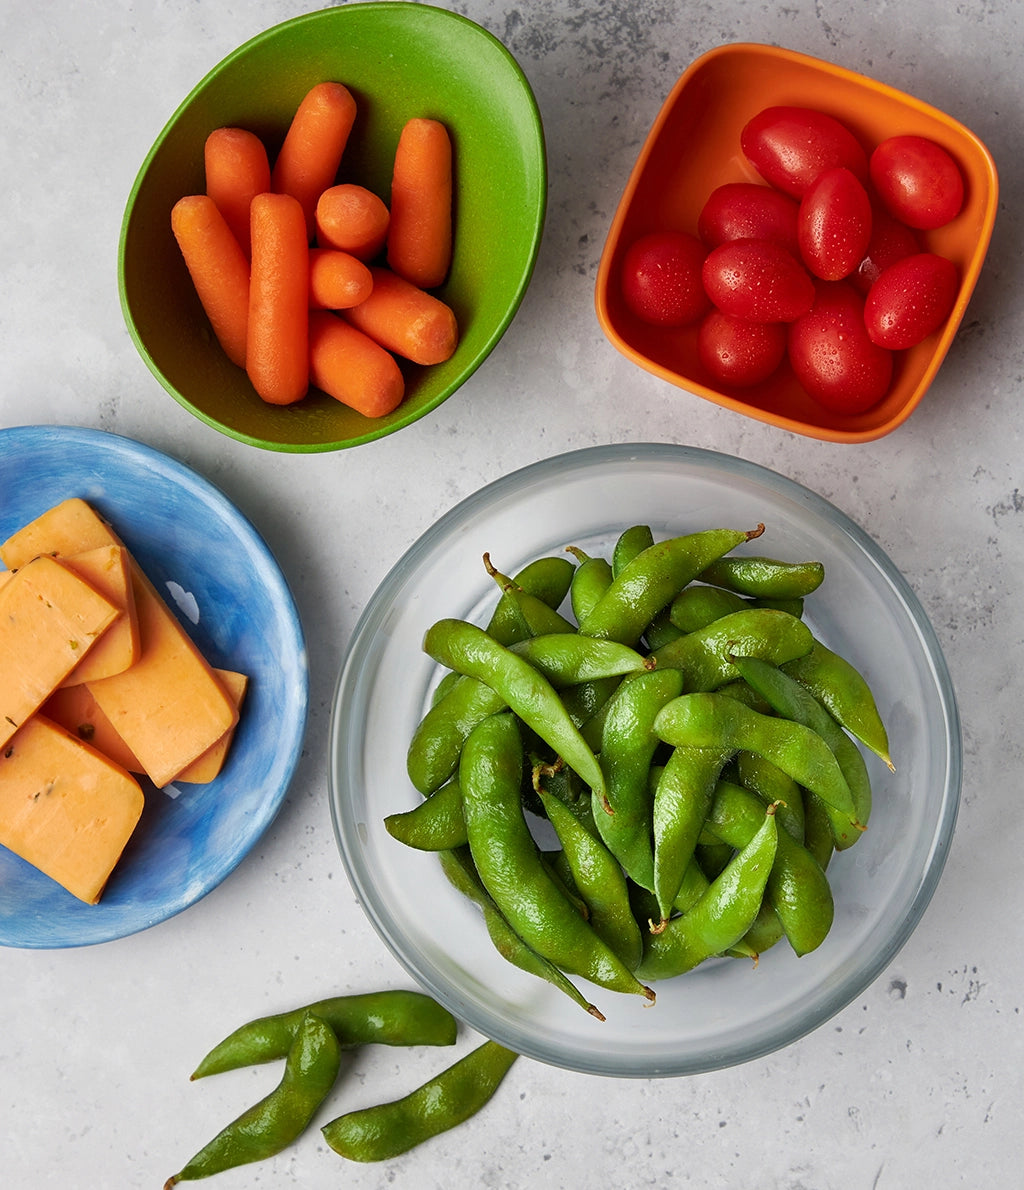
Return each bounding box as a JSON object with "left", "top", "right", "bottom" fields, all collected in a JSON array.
[{"left": 595, "top": 43, "right": 998, "bottom": 443}]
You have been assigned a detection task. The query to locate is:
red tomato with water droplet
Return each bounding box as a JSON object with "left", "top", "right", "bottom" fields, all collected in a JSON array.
[
  {"left": 798, "top": 167, "right": 873, "bottom": 281},
  {"left": 864, "top": 252, "right": 959, "bottom": 349},
  {"left": 697, "top": 183, "right": 800, "bottom": 255},
  {"left": 701, "top": 239, "right": 815, "bottom": 323},
  {"left": 741, "top": 106, "right": 869, "bottom": 198},
  {"left": 852, "top": 209, "right": 921, "bottom": 294},
  {"left": 869, "top": 135, "right": 965, "bottom": 230},
  {"left": 620, "top": 231, "right": 710, "bottom": 326},
  {"left": 788, "top": 282, "right": 893, "bottom": 413},
  {"left": 698, "top": 309, "right": 787, "bottom": 387}
]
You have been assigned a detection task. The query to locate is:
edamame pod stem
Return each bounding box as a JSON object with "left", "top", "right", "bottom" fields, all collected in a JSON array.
[
  {"left": 782, "top": 639, "right": 893, "bottom": 770},
  {"left": 637, "top": 805, "right": 779, "bottom": 981},
  {"left": 565, "top": 545, "right": 614, "bottom": 624},
  {"left": 538, "top": 783, "right": 643, "bottom": 972},
  {"left": 651, "top": 607, "right": 814, "bottom": 688},
  {"left": 578, "top": 526, "right": 765, "bottom": 645},
  {"left": 612, "top": 524, "right": 655, "bottom": 578},
  {"left": 384, "top": 778, "right": 467, "bottom": 851},
  {"left": 511, "top": 633, "right": 653, "bottom": 687},
  {"left": 424, "top": 619, "right": 608, "bottom": 807},
  {"left": 438, "top": 846, "right": 605, "bottom": 1019},
  {"left": 167, "top": 1013, "right": 342, "bottom": 1186},
  {"left": 652, "top": 745, "right": 732, "bottom": 925},
  {"left": 654, "top": 692, "right": 862, "bottom": 829},
  {"left": 730, "top": 652, "right": 873, "bottom": 843},
  {"left": 460, "top": 713, "right": 654, "bottom": 1001},
  {"left": 322, "top": 1040, "right": 519, "bottom": 1162},
  {"left": 697, "top": 554, "right": 825, "bottom": 599},
  {"left": 593, "top": 667, "right": 686, "bottom": 891},
  {"left": 701, "top": 780, "right": 834, "bottom": 956},
  {"left": 190, "top": 991, "right": 457, "bottom": 1079}
]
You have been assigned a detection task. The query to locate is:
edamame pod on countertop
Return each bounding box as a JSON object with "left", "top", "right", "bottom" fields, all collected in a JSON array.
[
  {"left": 460, "top": 712, "right": 654, "bottom": 1001},
  {"left": 322, "top": 1040, "right": 519, "bottom": 1162},
  {"left": 424, "top": 618, "right": 608, "bottom": 807},
  {"left": 167, "top": 1012, "right": 342, "bottom": 1186},
  {"left": 637, "top": 804, "right": 779, "bottom": 981},
  {"left": 190, "top": 990, "right": 458, "bottom": 1079},
  {"left": 578, "top": 525, "right": 765, "bottom": 646}
]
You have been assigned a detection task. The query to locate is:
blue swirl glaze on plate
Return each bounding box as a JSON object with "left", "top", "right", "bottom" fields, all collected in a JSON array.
[{"left": 0, "top": 425, "right": 308, "bottom": 948}]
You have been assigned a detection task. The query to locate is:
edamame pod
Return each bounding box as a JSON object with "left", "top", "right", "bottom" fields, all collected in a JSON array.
[
  {"left": 190, "top": 991, "right": 457, "bottom": 1079},
  {"left": 783, "top": 639, "right": 893, "bottom": 769},
  {"left": 652, "top": 607, "right": 813, "bottom": 688},
  {"left": 322, "top": 1040, "right": 518, "bottom": 1162},
  {"left": 736, "top": 750, "right": 806, "bottom": 843},
  {"left": 612, "top": 524, "right": 655, "bottom": 577},
  {"left": 460, "top": 713, "right": 653, "bottom": 1000},
  {"left": 654, "top": 692, "right": 862, "bottom": 829},
  {"left": 652, "top": 745, "right": 732, "bottom": 925},
  {"left": 511, "top": 633, "right": 653, "bottom": 687},
  {"left": 425, "top": 619, "right": 608, "bottom": 805},
  {"left": 167, "top": 1012, "right": 341, "bottom": 1185},
  {"left": 579, "top": 526, "right": 764, "bottom": 645},
  {"left": 731, "top": 652, "right": 873, "bottom": 842},
  {"left": 593, "top": 667, "right": 685, "bottom": 891},
  {"left": 384, "top": 778, "right": 467, "bottom": 851},
  {"left": 701, "top": 780, "right": 834, "bottom": 956},
  {"left": 407, "top": 674, "right": 507, "bottom": 795},
  {"left": 697, "top": 554, "right": 825, "bottom": 599},
  {"left": 438, "top": 845, "right": 604, "bottom": 1019},
  {"left": 565, "top": 545, "right": 614, "bottom": 624},
  {"left": 637, "top": 805, "right": 779, "bottom": 981},
  {"left": 538, "top": 783, "right": 643, "bottom": 971}
]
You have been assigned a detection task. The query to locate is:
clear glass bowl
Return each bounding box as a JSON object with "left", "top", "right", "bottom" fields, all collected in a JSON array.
[{"left": 329, "top": 443, "right": 960, "bottom": 1076}]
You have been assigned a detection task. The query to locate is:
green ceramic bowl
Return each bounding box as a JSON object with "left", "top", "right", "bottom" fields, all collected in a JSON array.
[{"left": 119, "top": 3, "right": 546, "bottom": 452}]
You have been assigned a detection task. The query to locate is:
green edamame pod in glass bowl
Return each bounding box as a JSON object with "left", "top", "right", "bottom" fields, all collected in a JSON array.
[{"left": 331, "top": 444, "right": 960, "bottom": 1078}]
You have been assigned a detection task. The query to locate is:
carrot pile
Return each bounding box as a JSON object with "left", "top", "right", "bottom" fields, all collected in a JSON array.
[{"left": 171, "top": 82, "right": 458, "bottom": 418}]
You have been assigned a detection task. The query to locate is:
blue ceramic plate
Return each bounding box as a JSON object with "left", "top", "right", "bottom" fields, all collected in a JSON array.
[{"left": 0, "top": 425, "right": 308, "bottom": 948}]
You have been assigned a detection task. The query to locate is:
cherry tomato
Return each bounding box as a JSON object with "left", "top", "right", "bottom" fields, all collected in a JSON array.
[
  {"left": 797, "top": 167, "right": 873, "bottom": 281},
  {"left": 852, "top": 209, "right": 921, "bottom": 294},
  {"left": 869, "top": 135, "right": 965, "bottom": 230},
  {"left": 788, "top": 282, "right": 893, "bottom": 413},
  {"left": 620, "top": 231, "right": 710, "bottom": 326},
  {"left": 698, "top": 309, "right": 787, "bottom": 387},
  {"left": 740, "top": 106, "right": 869, "bottom": 198},
  {"left": 863, "top": 252, "right": 959, "bottom": 350},
  {"left": 701, "top": 239, "right": 815, "bottom": 323},
  {"left": 697, "top": 182, "right": 800, "bottom": 255}
]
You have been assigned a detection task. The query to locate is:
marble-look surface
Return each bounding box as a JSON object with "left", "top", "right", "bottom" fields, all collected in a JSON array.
[{"left": 1, "top": 1, "right": 1021, "bottom": 1186}]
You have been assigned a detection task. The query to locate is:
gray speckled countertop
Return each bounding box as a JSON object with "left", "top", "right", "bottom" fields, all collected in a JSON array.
[{"left": 1, "top": 2, "right": 1021, "bottom": 1187}]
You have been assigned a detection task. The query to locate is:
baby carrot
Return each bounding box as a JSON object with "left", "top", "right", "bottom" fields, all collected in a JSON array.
[
  {"left": 247, "top": 192, "right": 309, "bottom": 405},
  {"left": 271, "top": 81, "right": 357, "bottom": 240},
  {"left": 204, "top": 126, "right": 271, "bottom": 259},
  {"left": 308, "top": 248, "right": 373, "bottom": 310},
  {"left": 387, "top": 117, "right": 453, "bottom": 289},
  {"left": 344, "top": 267, "right": 458, "bottom": 365},
  {"left": 308, "top": 309, "right": 405, "bottom": 418},
  {"left": 315, "top": 183, "right": 390, "bottom": 261},
  {"left": 170, "top": 194, "right": 250, "bottom": 368}
]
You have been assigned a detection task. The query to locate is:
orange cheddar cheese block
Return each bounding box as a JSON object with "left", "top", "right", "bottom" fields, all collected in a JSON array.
[
  {"left": 60, "top": 545, "right": 141, "bottom": 686},
  {"left": 0, "top": 554, "right": 121, "bottom": 750},
  {"left": 173, "top": 669, "right": 249, "bottom": 784},
  {"left": 41, "top": 683, "right": 143, "bottom": 774},
  {"left": 2, "top": 499, "right": 239, "bottom": 788},
  {"left": 0, "top": 714, "right": 144, "bottom": 904}
]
